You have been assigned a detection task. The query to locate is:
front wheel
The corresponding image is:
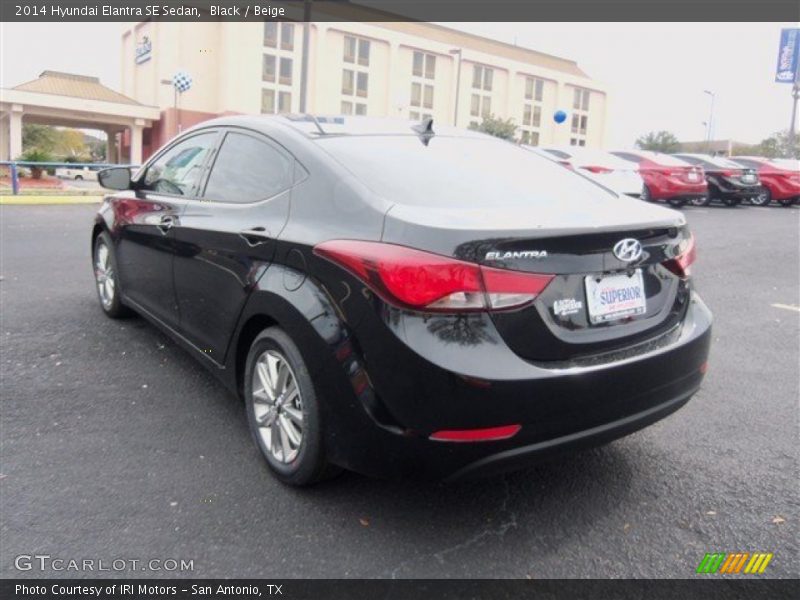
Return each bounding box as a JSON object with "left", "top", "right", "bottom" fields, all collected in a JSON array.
[
  {"left": 667, "top": 197, "right": 686, "bottom": 207},
  {"left": 640, "top": 185, "right": 652, "bottom": 202},
  {"left": 690, "top": 196, "right": 710, "bottom": 207},
  {"left": 750, "top": 187, "right": 771, "bottom": 206},
  {"left": 93, "top": 232, "right": 130, "bottom": 318},
  {"left": 244, "top": 327, "right": 340, "bottom": 486}
]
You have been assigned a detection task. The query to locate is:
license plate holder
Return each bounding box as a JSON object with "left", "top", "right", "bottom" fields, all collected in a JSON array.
[{"left": 585, "top": 270, "right": 646, "bottom": 324}]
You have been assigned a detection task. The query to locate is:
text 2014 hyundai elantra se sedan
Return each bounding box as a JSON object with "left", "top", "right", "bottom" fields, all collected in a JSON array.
[{"left": 92, "top": 116, "right": 712, "bottom": 485}]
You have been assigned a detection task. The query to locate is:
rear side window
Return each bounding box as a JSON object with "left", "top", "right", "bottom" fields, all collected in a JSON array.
[{"left": 203, "top": 132, "right": 293, "bottom": 203}]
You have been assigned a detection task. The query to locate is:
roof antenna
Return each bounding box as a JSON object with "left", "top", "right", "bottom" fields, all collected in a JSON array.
[
  {"left": 305, "top": 113, "right": 327, "bottom": 135},
  {"left": 411, "top": 117, "right": 435, "bottom": 146}
]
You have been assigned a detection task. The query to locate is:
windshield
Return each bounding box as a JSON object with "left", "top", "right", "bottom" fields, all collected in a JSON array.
[{"left": 317, "top": 135, "right": 619, "bottom": 207}]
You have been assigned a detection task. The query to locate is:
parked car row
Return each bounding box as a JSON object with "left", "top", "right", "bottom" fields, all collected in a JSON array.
[{"left": 524, "top": 144, "right": 800, "bottom": 208}]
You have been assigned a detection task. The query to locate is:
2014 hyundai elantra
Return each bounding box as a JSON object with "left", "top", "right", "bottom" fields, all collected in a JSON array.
[{"left": 93, "top": 116, "right": 712, "bottom": 485}]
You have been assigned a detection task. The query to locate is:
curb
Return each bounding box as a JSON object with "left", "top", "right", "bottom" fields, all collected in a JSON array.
[{"left": 0, "top": 195, "right": 103, "bottom": 205}]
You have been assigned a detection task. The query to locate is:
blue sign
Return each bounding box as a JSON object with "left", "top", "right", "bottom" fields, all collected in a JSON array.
[
  {"left": 135, "top": 36, "right": 152, "bottom": 65},
  {"left": 775, "top": 28, "right": 800, "bottom": 84}
]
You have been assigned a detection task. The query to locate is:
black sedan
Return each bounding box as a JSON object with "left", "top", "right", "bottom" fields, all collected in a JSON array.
[
  {"left": 673, "top": 153, "right": 761, "bottom": 207},
  {"left": 93, "top": 116, "right": 712, "bottom": 485}
]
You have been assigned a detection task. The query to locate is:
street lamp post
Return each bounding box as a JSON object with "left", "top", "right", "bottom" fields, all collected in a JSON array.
[
  {"left": 703, "top": 90, "right": 715, "bottom": 152},
  {"left": 299, "top": 0, "right": 312, "bottom": 113},
  {"left": 449, "top": 48, "right": 462, "bottom": 126}
]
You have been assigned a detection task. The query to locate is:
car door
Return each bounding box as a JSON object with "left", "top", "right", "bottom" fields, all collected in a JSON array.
[
  {"left": 114, "top": 130, "right": 219, "bottom": 328},
  {"left": 172, "top": 128, "right": 297, "bottom": 363}
]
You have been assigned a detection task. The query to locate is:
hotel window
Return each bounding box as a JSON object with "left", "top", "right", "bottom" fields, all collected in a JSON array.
[
  {"left": 342, "top": 100, "right": 366, "bottom": 116},
  {"left": 280, "top": 23, "right": 294, "bottom": 51},
  {"left": 342, "top": 70, "right": 354, "bottom": 95},
  {"left": 341, "top": 101, "right": 353, "bottom": 115},
  {"left": 344, "top": 35, "right": 370, "bottom": 66},
  {"left": 356, "top": 72, "right": 368, "bottom": 98},
  {"left": 262, "top": 55, "right": 276, "bottom": 83},
  {"left": 525, "top": 77, "right": 544, "bottom": 102},
  {"left": 261, "top": 89, "right": 275, "bottom": 114},
  {"left": 412, "top": 51, "right": 436, "bottom": 79},
  {"left": 573, "top": 88, "right": 590, "bottom": 111},
  {"left": 278, "top": 91, "right": 291, "bottom": 113},
  {"left": 279, "top": 58, "right": 293, "bottom": 86},
  {"left": 472, "top": 65, "right": 493, "bottom": 91},
  {"left": 570, "top": 138, "right": 586, "bottom": 147},
  {"left": 264, "top": 23, "right": 278, "bottom": 48},
  {"left": 355, "top": 103, "right": 367, "bottom": 115}
]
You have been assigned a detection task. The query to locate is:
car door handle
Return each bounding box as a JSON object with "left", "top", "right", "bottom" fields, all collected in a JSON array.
[
  {"left": 239, "top": 227, "right": 271, "bottom": 247},
  {"left": 157, "top": 215, "right": 177, "bottom": 234}
]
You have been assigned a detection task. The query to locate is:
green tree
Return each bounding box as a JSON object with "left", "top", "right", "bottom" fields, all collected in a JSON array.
[
  {"left": 22, "top": 124, "right": 58, "bottom": 152},
  {"left": 752, "top": 130, "right": 800, "bottom": 159},
  {"left": 635, "top": 130, "right": 681, "bottom": 153},
  {"left": 469, "top": 114, "right": 518, "bottom": 141},
  {"left": 17, "top": 148, "right": 53, "bottom": 179}
]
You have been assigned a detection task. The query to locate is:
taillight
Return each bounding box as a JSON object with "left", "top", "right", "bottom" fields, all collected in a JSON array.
[
  {"left": 583, "top": 165, "right": 613, "bottom": 174},
  {"left": 313, "top": 240, "right": 554, "bottom": 312},
  {"left": 663, "top": 234, "right": 696, "bottom": 279}
]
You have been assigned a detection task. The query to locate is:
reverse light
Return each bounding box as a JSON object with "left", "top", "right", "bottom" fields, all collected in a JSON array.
[
  {"left": 663, "top": 234, "right": 696, "bottom": 279},
  {"left": 429, "top": 424, "right": 521, "bottom": 442},
  {"left": 313, "top": 240, "right": 554, "bottom": 313},
  {"left": 583, "top": 165, "right": 613, "bottom": 174}
]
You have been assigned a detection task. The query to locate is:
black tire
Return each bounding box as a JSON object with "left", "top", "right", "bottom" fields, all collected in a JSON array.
[
  {"left": 244, "top": 327, "right": 340, "bottom": 486},
  {"left": 778, "top": 198, "right": 795, "bottom": 207},
  {"left": 689, "top": 196, "right": 710, "bottom": 207},
  {"left": 750, "top": 187, "right": 771, "bottom": 207},
  {"left": 74, "top": 175, "right": 83, "bottom": 181},
  {"left": 92, "top": 231, "right": 131, "bottom": 318},
  {"left": 667, "top": 197, "right": 686, "bottom": 207},
  {"left": 722, "top": 197, "right": 741, "bottom": 207},
  {"left": 641, "top": 185, "right": 652, "bottom": 202}
]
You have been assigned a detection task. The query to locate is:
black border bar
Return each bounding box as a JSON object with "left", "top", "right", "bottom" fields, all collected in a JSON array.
[
  {"left": 2, "top": 0, "right": 799, "bottom": 22},
  {"left": 1, "top": 579, "right": 796, "bottom": 600}
]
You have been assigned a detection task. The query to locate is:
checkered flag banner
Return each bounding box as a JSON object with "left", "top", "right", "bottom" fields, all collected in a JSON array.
[{"left": 172, "top": 71, "right": 193, "bottom": 94}]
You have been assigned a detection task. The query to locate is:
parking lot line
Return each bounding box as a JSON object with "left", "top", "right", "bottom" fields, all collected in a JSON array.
[{"left": 771, "top": 303, "right": 800, "bottom": 313}]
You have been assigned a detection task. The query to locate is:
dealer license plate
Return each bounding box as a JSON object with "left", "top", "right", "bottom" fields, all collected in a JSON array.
[{"left": 585, "top": 270, "right": 646, "bottom": 324}]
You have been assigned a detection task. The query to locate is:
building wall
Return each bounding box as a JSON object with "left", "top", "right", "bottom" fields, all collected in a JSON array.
[{"left": 121, "top": 20, "right": 608, "bottom": 157}]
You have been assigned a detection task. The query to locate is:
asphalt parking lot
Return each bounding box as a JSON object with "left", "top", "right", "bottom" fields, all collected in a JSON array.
[{"left": 0, "top": 202, "right": 798, "bottom": 579}]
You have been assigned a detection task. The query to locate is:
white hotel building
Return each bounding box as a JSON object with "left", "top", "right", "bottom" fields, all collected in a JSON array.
[{"left": 120, "top": 19, "right": 608, "bottom": 160}]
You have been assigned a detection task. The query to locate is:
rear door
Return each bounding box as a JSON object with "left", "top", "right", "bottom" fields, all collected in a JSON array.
[
  {"left": 172, "top": 128, "right": 296, "bottom": 363},
  {"left": 115, "top": 130, "right": 218, "bottom": 327}
]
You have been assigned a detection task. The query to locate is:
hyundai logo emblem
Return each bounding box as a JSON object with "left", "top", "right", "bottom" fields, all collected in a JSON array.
[{"left": 613, "top": 238, "right": 643, "bottom": 262}]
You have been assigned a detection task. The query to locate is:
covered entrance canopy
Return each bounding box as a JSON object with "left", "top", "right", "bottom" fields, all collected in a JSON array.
[{"left": 0, "top": 71, "right": 160, "bottom": 164}]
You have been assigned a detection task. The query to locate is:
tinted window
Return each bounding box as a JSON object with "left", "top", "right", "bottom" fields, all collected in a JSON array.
[
  {"left": 612, "top": 152, "right": 642, "bottom": 164},
  {"left": 318, "top": 135, "right": 617, "bottom": 207},
  {"left": 203, "top": 132, "right": 293, "bottom": 203},
  {"left": 729, "top": 158, "right": 762, "bottom": 169},
  {"left": 143, "top": 132, "right": 216, "bottom": 196}
]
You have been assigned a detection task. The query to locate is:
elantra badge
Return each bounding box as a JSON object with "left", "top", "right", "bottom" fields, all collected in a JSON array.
[
  {"left": 485, "top": 250, "right": 547, "bottom": 260},
  {"left": 612, "top": 238, "right": 643, "bottom": 262}
]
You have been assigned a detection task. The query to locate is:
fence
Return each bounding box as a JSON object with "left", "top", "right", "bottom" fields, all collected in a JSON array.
[{"left": 0, "top": 161, "right": 139, "bottom": 195}]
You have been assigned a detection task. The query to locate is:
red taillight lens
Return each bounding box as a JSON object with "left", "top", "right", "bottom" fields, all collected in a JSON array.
[
  {"left": 583, "top": 165, "right": 613, "bottom": 174},
  {"left": 430, "top": 424, "right": 521, "bottom": 442},
  {"left": 663, "top": 234, "right": 696, "bottom": 279},
  {"left": 314, "top": 240, "right": 553, "bottom": 312}
]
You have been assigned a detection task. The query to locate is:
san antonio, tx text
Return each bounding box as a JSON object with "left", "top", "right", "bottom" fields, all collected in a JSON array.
[{"left": 15, "top": 584, "right": 282, "bottom": 596}]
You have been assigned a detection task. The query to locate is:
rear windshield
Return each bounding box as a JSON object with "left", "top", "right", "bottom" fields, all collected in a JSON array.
[
  {"left": 317, "top": 135, "right": 617, "bottom": 206},
  {"left": 638, "top": 152, "right": 693, "bottom": 167}
]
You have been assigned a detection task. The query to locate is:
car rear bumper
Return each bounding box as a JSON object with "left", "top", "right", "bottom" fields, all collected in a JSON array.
[{"left": 329, "top": 292, "right": 712, "bottom": 479}]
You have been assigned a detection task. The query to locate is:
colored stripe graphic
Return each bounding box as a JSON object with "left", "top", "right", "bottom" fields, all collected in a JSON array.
[{"left": 697, "top": 552, "right": 773, "bottom": 574}]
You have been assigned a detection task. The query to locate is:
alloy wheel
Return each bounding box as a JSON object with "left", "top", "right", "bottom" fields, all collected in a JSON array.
[
  {"left": 251, "top": 350, "right": 304, "bottom": 464},
  {"left": 94, "top": 241, "right": 115, "bottom": 308}
]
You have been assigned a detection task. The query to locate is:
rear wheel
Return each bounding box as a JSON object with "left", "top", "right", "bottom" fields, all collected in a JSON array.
[
  {"left": 750, "top": 187, "right": 771, "bottom": 206},
  {"left": 244, "top": 327, "right": 340, "bottom": 486},
  {"left": 93, "top": 232, "right": 130, "bottom": 318},
  {"left": 689, "top": 196, "right": 710, "bottom": 207}
]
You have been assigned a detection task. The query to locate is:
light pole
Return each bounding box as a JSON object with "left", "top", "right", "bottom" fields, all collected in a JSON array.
[
  {"left": 299, "top": 0, "right": 312, "bottom": 113},
  {"left": 449, "top": 48, "right": 462, "bottom": 126},
  {"left": 703, "top": 90, "right": 715, "bottom": 151}
]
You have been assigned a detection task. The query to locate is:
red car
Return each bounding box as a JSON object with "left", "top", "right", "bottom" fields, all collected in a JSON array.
[
  {"left": 612, "top": 150, "right": 707, "bottom": 207},
  {"left": 729, "top": 156, "right": 800, "bottom": 207}
]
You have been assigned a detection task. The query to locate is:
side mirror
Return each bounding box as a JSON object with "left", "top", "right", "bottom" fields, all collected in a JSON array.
[{"left": 98, "top": 167, "right": 132, "bottom": 191}]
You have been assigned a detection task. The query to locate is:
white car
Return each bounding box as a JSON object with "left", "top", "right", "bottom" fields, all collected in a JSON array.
[
  {"left": 55, "top": 166, "right": 99, "bottom": 181},
  {"left": 536, "top": 146, "right": 646, "bottom": 198}
]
